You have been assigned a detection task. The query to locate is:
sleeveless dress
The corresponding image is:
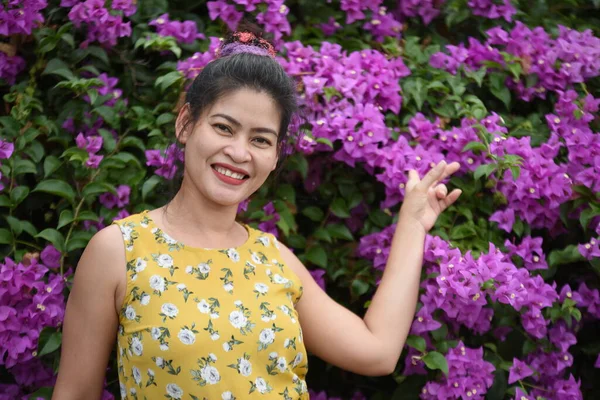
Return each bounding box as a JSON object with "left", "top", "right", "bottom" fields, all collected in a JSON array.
[{"left": 113, "top": 210, "right": 309, "bottom": 400}]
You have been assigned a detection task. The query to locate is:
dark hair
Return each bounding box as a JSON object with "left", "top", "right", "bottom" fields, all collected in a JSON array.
[{"left": 182, "top": 41, "right": 300, "bottom": 176}]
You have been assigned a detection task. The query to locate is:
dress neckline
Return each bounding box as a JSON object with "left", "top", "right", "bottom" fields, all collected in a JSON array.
[{"left": 141, "top": 209, "right": 254, "bottom": 252}]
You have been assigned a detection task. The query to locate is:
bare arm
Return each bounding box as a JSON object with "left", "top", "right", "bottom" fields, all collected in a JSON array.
[
  {"left": 52, "top": 225, "right": 125, "bottom": 400},
  {"left": 284, "top": 161, "right": 461, "bottom": 376}
]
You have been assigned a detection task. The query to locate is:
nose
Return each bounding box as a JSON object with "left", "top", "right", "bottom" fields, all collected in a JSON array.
[{"left": 222, "top": 135, "right": 252, "bottom": 164}]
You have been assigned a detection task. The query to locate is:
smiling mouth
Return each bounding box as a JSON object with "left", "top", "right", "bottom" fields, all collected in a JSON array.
[{"left": 211, "top": 165, "right": 249, "bottom": 180}]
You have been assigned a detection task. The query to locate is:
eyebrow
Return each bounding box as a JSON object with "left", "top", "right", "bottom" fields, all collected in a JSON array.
[{"left": 210, "top": 113, "right": 279, "bottom": 137}]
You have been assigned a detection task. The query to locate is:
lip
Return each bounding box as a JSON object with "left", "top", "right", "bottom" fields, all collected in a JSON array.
[{"left": 212, "top": 163, "right": 250, "bottom": 176}]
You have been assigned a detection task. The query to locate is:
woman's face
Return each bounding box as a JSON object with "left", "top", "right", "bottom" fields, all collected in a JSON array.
[{"left": 177, "top": 88, "right": 281, "bottom": 208}]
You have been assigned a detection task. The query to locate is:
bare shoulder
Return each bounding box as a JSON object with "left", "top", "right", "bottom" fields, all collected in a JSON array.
[{"left": 72, "top": 224, "right": 126, "bottom": 305}]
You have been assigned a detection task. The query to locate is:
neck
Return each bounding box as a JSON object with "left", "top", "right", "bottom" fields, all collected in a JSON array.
[{"left": 162, "top": 179, "right": 240, "bottom": 237}]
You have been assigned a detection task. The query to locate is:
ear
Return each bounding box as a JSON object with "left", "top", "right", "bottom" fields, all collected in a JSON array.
[{"left": 175, "top": 103, "right": 193, "bottom": 145}]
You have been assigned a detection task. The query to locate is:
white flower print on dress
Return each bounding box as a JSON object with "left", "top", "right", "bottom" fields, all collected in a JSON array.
[
  {"left": 221, "top": 391, "right": 235, "bottom": 400},
  {"left": 257, "top": 236, "right": 270, "bottom": 246},
  {"left": 276, "top": 357, "right": 287, "bottom": 373},
  {"left": 166, "top": 383, "right": 183, "bottom": 399},
  {"left": 198, "top": 262, "right": 210, "bottom": 274},
  {"left": 157, "top": 254, "right": 173, "bottom": 268},
  {"left": 185, "top": 265, "right": 193, "bottom": 274},
  {"left": 119, "top": 383, "right": 126, "bottom": 398},
  {"left": 151, "top": 327, "right": 161, "bottom": 340},
  {"left": 149, "top": 275, "right": 166, "bottom": 292},
  {"left": 176, "top": 283, "right": 186, "bottom": 291},
  {"left": 134, "top": 258, "right": 147, "bottom": 273},
  {"left": 155, "top": 357, "right": 164, "bottom": 367},
  {"left": 259, "top": 328, "right": 275, "bottom": 345},
  {"left": 254, "top": 283, "right": 269, "bottom": 298},
  {"left": 226, "top": 248, "right": 240, "bottom": 262},
  {"left": 132, "top": 366, "right": 142, "bottom": 385},
  {"left": 292, "top": 352, "right": 304, "bottom": 368},
  {"left": 177, "top": 328, "right": 196, "bottom": 345},
  {"left": 273, "top": 274, "right": 289, "bottom": 284},
  {"left": 229, "top": 310, "right": 247, "bottom": 329},
  {"left": 200, "top": 365, "right": 220, "bottom": 385},
  {"left": 130, "top": 337, "right": 143, "bottom": 356},
  {"left": 160, "top": 343, "right": 169, "bottom": 351},
  {"left": 269, "top": 352, "right": 278, "bottom": 360},
  {"left": 223, "top": 282, "right": 234, "bottom": 293},
  {"left": 160, "top": 303, "right": 179, "bottom": 320},
  {"left": 124, "top": 305, "right": 136, "bottom": 321},
  {"left": 239, "top": 358, "right": 252, "bottom": 377},
  {"left": 253, "top": 377, "right": 271, "bottom": 394},
  {"left": 197, "top": 299, "right": 210, "bottom": 314},
  {"left": 251, "top": 252, "right": 263, "bottom": 264},
  {"left": 140, "top": 293, "right": 150, "bottom": 306}
]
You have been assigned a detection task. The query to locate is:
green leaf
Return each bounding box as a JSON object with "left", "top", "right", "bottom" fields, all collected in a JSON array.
[
  {"left": 6, "top": 216, "right": 22, "bottom": 236},
  {"left": 330, "top": 198, "right": 350, "bottom": 218},
  {"left": 36, "top": 229, "right": 66, "bottom": 252},
  {"left": 10, "top": 186, "right": 29, "bottom": 206},
  {"left": 509, "top": 166, "right": 521, "bottom": 180},
  {"left": 351, "top": 279, "right": 370, "bottom": 296},
  {"left": 315, "top": 137, "right": 333, "bottom": 149},
  {"left": 276, "top": 184, "right": 296, "bottom": 205},
  {"left": 142, "top": 175, "right": 162, "bottom": 201},
  {"left": 98, "top": 128, "right": 117, "bottom": 152},
  {"left": 462, "top": 141, "right": 487, "bottom": 154},
  {"left": 37, "top": 329, "right": 62, "bottom": 357},
  {"left": 0, "top": 228, "right": 13, "bottom": 244},
  {"left": 306, "top": 246, "right": 327, "bottom": 268},
  {"left": 155, "top": 71, "right": 183, "bottom": 93},
  {"left": 548, "top": 245, "right": 585, "bottom": 267},
  {"left": 83, "top": 182, "right": 117, "bottom": 198},
  {"left": 302, "top": 206, "right": 324, "bottom": 222},
  {"left": 0, "top": 195, "right": 9, "bottom": 208},
  {"left": 14, "top": 159, "right": 38, "bottom": 175},
  {"left": 489, "top": 73, "right": 511, "bottom": 109},
  {"left": 57, "top": 209, "right": 74, "bottom": 229},
  {"left": 20, "top": 220, "right": 38, "bottom": 237},
  {"left": 33, "top": 179, "right": 75, "bottom": 203},
  {"left": 120, "top": 136, "right": 146, "bottom": 152},
  {"left": 156, "top": 113, "right": 175, "bottom": 126},
  {"left": 42, "top": 58, "right": 75, "bottom": 80},
  {"left": 406, "top": 335, "right": 426, "bottom": 353},
  {"left": 430, "top": 324, "right": 448, "bottom": 342},
  {"left": 26, "top": 386, "right": 54, "bottom": 400},
  {"left": 313, "top": 227, "right": 332, "bottom": 243},
  {"left": 326, "top": 223, "right": 353, "bottom": 241},
  {"left": 474, "top": 164, "right": 496, "bottom": 180},
  {"left": 422, "top": 351, "right": 449, "bottom": 375},
  {"left": 94, "top": 106, "right": 118, "bottom": 128},
  {"left": 77, "top": 210, "right": 99, "bottom": 222}
]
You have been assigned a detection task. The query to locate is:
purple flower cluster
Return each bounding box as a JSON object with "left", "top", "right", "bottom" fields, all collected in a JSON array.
[
  {"left": 66, "top": 0, "right": 134, "bottom": 47},
  {"left": 338, "top": 0, "right": 402, "bottom": 42},
  {"left": 490, "top": 134, "right": 572, "bottom": 232},
  {"left": 431, "top": 23, "right": 600, "bottom": 101},
  {"left": 395, "top": 0, "right": 445, "bottom": 25},
  {"left": 145, "top": 144, "right": 184, "bottom": 180},
  {"left": 76, "top": 132, "right": 104, "bottom": 168},
  {"left": 177, "top": 37, "right": 222, "bottom": 79},
  {"left": 0, "top": 0, "right": 47, "bottom": 36},
  {"left": 279, "top": 40, "right": 409, "bottom": 169},
  {"left": 0, "top": 51, "right": 26, "bottom": 85},
  {"left": 0, "top": 253, "right": 66, "bottom": 369},
  {"left": 149, "top": 13, "right": 205, "bottom": 44},
  {"left": 0, "top": 139, "right": 15, "bottom": 191},
  {"left": 545, "top": 90, "right": 600, "bottom": 194},
  {"left": 524, "top": 321, "right": 582, "bottom": 399},
  {"left": 257, "top": 201, "right": 280, "bottom": 237},
  {"left": 99, "top": 184, "right": 130, "bottom": 209},
  {"left": 360, "top": 233, "right": 559, "bottom": 338},
  {"left": 421, "top": 341, "right": 495, "bottom": 400},
  {"left": 207, "top": 0, "right": 291, "bottom": 42},
  {"left": 467, "top": 0, "right": 516, "bottom": 22}
]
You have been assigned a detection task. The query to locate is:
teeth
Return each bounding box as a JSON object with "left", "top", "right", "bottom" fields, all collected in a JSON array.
[{"left": 215, "top": 166, "right": 245, "bottom": 180}]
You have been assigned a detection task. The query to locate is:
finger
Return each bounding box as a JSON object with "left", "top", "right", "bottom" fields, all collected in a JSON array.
[
  {"left": 435, "top": 184, "right": 448, "bottom": 199},
  {"left": 439, "top": 188, "right": 462, "bottom": 210},
  {"left": 438, "top": 162, "right": 462, "bottom": 183},
  {"left": 420, "top": 161, "right": 446, "bottom": 189},
  {"left": 406, "top": 169, "right": 419, "bottom": 191}
]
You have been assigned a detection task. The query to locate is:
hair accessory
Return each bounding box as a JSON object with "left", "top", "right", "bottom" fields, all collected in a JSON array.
[{"left": 217, "top": 31, "right": 276, "bottom": 59}]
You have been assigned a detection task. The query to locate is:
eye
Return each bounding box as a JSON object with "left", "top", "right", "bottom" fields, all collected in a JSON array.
[
  {"left": 253, "top": 137, "right": 273, "bottom": 146},
  {"left": 214, "top": 123, "right": 232, "bottom": 134}
]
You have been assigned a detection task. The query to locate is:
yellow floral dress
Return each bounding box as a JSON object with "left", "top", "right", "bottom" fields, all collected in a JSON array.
[{"left": 114, "top": 210, "right": 308, "bottom": 400}]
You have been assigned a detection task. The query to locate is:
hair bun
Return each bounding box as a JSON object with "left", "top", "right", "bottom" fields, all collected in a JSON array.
[{"left": 217, "top": 24, "right": 276, "bottom": 59}]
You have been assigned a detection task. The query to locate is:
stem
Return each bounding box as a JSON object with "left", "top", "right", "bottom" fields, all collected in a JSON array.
[
  {"left": 16, "top": 240, "right": 43, "bottom": 251},
  {"left": 59, "top": 131, "right": 130, "bottom": 275}
]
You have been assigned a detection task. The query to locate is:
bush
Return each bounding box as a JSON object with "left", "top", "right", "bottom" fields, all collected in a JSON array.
[{"left": 1, "top": 0, "right": 599, "bottom": 399}]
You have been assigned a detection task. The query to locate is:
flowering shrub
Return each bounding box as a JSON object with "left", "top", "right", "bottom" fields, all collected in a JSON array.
[{"left": 1, "top": 0, "right": 599, "bottom": 399}]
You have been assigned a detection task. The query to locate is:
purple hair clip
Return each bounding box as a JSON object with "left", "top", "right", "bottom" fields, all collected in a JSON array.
[{"left": 219, "top": 43, "right": 273, "bottom": 58}]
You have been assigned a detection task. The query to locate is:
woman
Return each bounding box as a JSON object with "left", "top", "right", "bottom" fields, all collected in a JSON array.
[{"left": 52, "top": 31, "right": 461, "bottom": 399}]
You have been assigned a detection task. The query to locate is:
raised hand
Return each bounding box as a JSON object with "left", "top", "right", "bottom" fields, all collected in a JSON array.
[{"left": 400, "top": 160, "right": 462, "bottom": 233}]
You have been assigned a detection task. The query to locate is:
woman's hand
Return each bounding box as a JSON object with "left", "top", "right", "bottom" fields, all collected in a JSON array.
[{"left": 400, "top": 160, "right": 462, "bottom": 233}]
